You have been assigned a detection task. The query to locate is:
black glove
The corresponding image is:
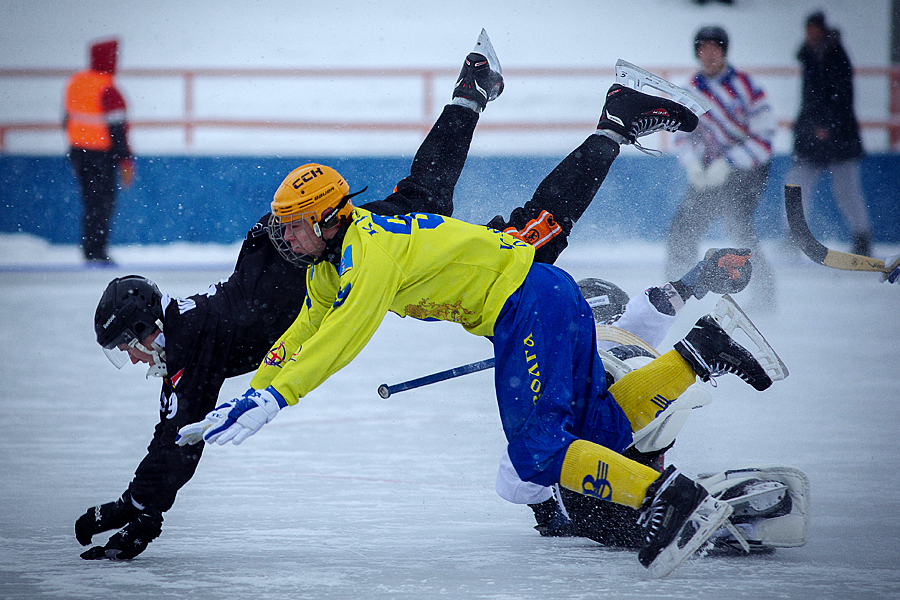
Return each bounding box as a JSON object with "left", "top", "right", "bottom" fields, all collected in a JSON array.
[
  {"left": 676, "top": 248, "right": 753, "bottom": 299},
  {"left": 75, "top": 491, "right": 137, "bottom": 546},
  {"left": 75, "top": 491, "right": 163, "bottom": 560}
]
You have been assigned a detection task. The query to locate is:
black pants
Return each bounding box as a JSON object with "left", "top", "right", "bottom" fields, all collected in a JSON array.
[
  {"left": 664, "top": 163, "right": 775, "bottom": 305},
  {"left": 488, "top": 134, "right": 620, "bottom": 264},
  {"left": 362, "top": 104, "right": 479, "bottom": 219},
  {"left": 364, "top": 106, "right": 622, "bottom": 266},
  {"left": 69, "top": 148, "right": 118, "bottom": 260},
  {"left": 371, "top": 106, "right": 649, "bottom": 547}
]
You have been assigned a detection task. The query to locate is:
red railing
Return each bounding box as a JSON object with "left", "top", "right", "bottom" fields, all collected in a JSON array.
[{"left": 2, "top": 65, "right": 898, "bottom": 152}]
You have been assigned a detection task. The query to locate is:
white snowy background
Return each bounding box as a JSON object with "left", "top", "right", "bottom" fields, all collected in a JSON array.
[{"left": 1, "top": 1, "right": 899, "bottom": 598}]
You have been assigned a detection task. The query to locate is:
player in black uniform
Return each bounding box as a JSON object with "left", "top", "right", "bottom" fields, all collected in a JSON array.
[
  {"left": 75, "top": 40, "right": 496, "bottom": 559},
  {"left": 75, "top": 39, "right": 747, "bottom": 560}
]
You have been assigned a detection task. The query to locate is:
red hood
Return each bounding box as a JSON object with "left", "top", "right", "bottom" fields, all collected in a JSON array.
[{"left": 90, "top": 39, "right": 119, "bottom": 74}]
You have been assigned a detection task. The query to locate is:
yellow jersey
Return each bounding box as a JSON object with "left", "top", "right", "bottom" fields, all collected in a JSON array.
[{"left": 251, "top": 208, "right": 535, "bottom": 403}]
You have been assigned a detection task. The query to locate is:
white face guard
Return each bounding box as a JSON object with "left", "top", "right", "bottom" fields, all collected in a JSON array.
[{"left": 101, "top": 324, "right": 167, "bottom": 378}]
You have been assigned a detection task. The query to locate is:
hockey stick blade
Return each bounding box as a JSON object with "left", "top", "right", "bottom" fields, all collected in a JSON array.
[
  {"left": 712, "top": 295, "right": 789, "bottom": 382},
  {"left": 474, "top": 29, "right": 502, "bottom": 75},
  {"left": 378, "top": 358, "right": 495, "bottom": 398},
  {"left": 615, "top": 59, "right": 711, "bottom": 116},
  {"left": 785, "top": 184, "right": 888, "bottom": 272}
]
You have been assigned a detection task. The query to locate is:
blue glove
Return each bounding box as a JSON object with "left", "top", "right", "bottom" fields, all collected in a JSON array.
[
  {"left": 678, "top": 248, "right": 753, "bottom": 299},
  {"left": 176, "top": 387, "right": 287, "bottom": 446}
]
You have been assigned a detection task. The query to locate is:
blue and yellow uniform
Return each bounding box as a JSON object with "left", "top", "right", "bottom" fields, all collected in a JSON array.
[
  {"left": 250, "top": 207, "right": 648, "bottom": 493},
  {"left": 251, "top": 208, "right": 534, "bottom": 398}
]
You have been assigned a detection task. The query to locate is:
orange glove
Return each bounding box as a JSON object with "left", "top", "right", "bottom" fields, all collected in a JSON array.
[{"left": 118, "top": 158, "right": 135, "bottom": 189}]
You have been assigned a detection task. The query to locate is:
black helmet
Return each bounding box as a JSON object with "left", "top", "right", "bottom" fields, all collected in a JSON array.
[
  {"left": 694, "top": 26, "right": 729, "bottom": 56},
  {"left": 577, "top": 278, "right": 630, "bottom": 324},
  {"left": 95, "top": 275, "right": 163, "bottom": 350}
]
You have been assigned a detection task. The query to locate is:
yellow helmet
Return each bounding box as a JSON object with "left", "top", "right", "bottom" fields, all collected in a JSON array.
[
  {"left": 271, "top": 163, "right": 353, "bottom": 226},
  {"left": 268, "top": 163, "right": 366, "bottom": 266}
]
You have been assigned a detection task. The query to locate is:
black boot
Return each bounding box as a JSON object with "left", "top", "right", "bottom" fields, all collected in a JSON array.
[
  {"left": 637, "top": 466, "right": 732, "bottom": 576},
  {"left": 675, "top": 315, "right": 773, "bottom": 391},
  {"left": 597, "top": 84, "right": 699, "bottom": 145},
  {"left": 452, "top": 52, "right": 504, "bottom": 111}
]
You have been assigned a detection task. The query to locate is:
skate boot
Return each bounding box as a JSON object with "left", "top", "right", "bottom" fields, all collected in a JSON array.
[
  {"left": 453, "top": 52, "right": 504, "bottom": 111},
  {"left": 637, "top": 466, "right": 732, "bottom": 578},
  {"left": 597, "top": 84, "right": 699, "bottom": 149},
  {"left": 674, "top": 315, "right": 773, "bottom": 391}
]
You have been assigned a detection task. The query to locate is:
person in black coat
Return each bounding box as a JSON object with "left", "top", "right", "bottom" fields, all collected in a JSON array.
[{"left": 786, "top": 10, "right": 872, "bottom": 256}]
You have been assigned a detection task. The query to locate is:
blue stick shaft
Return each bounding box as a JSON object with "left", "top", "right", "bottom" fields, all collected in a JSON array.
[{"left": 378, "top": 358, "right": 495, "bottom": 398}]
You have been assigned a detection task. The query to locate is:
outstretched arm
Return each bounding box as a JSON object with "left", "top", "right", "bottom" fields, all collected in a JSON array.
[{"left": 649, "top": 248, "right": 753, "bottom": 315}]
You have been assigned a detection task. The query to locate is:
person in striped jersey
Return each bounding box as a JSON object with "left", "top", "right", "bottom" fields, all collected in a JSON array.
[{"left": 664, "top": 26, "right": 777, "bottom": 313}]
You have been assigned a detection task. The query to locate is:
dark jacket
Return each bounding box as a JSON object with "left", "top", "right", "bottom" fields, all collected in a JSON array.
[{"left": 793, "top": 28, "right": 863, "bottom": 164}]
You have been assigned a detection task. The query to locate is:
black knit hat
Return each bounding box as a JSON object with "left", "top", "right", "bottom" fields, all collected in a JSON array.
[{"left": 806, "top": 11, "right": 826, "bottom": 29}]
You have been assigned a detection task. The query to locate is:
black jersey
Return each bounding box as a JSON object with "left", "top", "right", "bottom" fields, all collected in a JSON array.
[
  {"left": 126, "top": 105, "right": 481, "bottom": 512},
  {"left": 129, "top": 214, "right": 309, "bottom": 510},
  {"left": 128, "top": 194, "right": 465, "bottom": 510}
]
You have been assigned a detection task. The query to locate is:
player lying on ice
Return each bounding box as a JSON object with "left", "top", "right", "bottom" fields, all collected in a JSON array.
[
  {"left": 497, "top": 278, "right": 807, "bottom": 555},
  {"left": 173, "top": 43, "right": 789, "bottom": 579},
  {"left": 79, "top": 31, "right": 796, "bottom": 575}
]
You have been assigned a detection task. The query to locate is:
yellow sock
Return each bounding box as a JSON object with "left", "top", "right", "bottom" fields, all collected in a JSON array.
[
  {"left": 559, "top": 440, "right": 661, "bottom": 509},
  {"left": 608, "top": 350, "right": 697, "bottom": 431}
]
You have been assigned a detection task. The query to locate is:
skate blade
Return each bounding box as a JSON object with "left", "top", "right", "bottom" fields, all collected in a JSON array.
[
  {"left": 721, "top": 520, "right": 752, "bottom": 553},
  {"left": 712, "top": 294, "right": 789, "bottom": 382},
  {"left": 474, "top": 28, "right": 502, "bottom": 75},
  {"left": 646, "top": 497, "right": 733, "bottom": 579},
  {"left": 614, "top": 59, "right": 710, "bottom": 116}
]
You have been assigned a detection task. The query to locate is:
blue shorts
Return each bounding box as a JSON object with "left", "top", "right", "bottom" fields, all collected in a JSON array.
[{"left": 492, "top": 262, "right": 633, "bottom": 487}]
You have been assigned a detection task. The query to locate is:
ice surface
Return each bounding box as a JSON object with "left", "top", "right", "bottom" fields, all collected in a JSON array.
[
  {"left": 1, "top": 0, "right": 898, "bottom": 597},
  {"left": 1, "top": 237, "right": 898, "bottom": 599}
]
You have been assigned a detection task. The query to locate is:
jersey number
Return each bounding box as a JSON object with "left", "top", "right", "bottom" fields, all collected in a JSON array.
[{"left": 368, "top": 212, "right": 444, "bottom": 235}]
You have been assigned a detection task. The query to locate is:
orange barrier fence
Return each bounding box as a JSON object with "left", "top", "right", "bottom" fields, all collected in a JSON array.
[{"left": 2, "top": 65, "right": 898, "bottom": 152}]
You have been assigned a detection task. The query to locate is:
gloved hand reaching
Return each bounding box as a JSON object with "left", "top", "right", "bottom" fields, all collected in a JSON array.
[
  {"left": 75, "top": 490, "right": 163, "bottom": 560},
  {"left": 678, "top": 248, "right": 753, "bottom": 299},
  {"left": 176, "top": 386, "right": 287, "bottom": 446}
]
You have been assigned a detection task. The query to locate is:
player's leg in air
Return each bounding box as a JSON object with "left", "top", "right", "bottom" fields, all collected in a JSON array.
[{"left": 362, "top": 30, "right": 503, "bottom": 219}]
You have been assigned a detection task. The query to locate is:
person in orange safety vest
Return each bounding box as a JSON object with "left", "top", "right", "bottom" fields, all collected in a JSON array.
[{"left": 64, "top": 38, "right": 134, "bottom": 264}]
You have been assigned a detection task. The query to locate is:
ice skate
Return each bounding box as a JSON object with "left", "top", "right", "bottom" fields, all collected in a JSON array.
[
  {"left": 637, "top": 466, "right": 732, "bottom": 578},
  {"left": 674, "top": 315, "right": 773, "bottom": 391},
  {"left": 452, "top": 29, "right": 504, "bottom": 111},
  {"left": 614, "top": 59, "right": 711, "bottom": 117},
  {"left": 711, "top": 294, "right": 789, "bottom": 383},
  {"left": 597, "top": 84, "right": 699, "bottom": 152}
]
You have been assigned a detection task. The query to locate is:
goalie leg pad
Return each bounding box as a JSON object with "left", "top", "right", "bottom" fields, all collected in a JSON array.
[{"left": 698, "top": 465, "right": 810, "bottom": 550}]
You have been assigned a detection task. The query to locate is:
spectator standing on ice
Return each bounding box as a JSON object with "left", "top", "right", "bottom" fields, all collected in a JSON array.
[
  {"left": 786, "top": 11, "right": 872, "bottom": 258},
  {"left": 664, "top": 26, "right": 777, "bottom": 312},
  {"left": 64, "top": 38, "right": 134, "bottom": 265}
]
